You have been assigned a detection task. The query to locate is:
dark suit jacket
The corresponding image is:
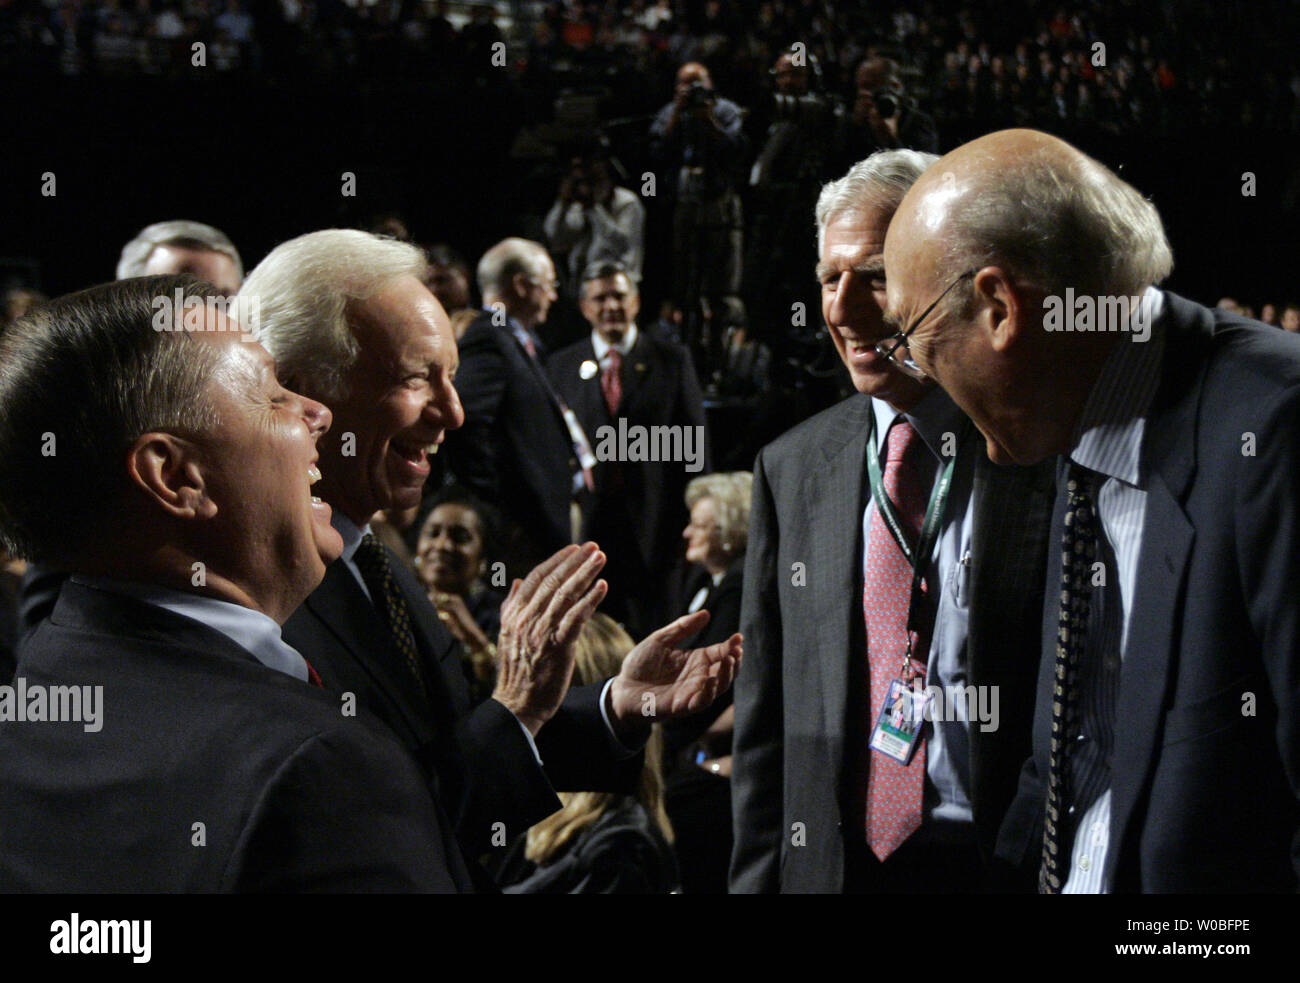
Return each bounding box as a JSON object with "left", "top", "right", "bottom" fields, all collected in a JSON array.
[
  {"left": 730, "top": 393, "right": 1055, "bottom": 893},
  {"left": 0, "top": 581, "right": 462, "bottom": 892},
  {"left": 664, "top": 561, "right": 743, "bottom": 758},
  {"left": 996, "top": 292, "right": 1300, "bottom": 892},
  {"left": 282, "top": 544, "right": 642, "bottom": 861},
  {"left": 445, "top": 310, "right": 579, "bottom": 572},
  {"left": 548, "top": 331, "right": 709, "bottom": 575}
]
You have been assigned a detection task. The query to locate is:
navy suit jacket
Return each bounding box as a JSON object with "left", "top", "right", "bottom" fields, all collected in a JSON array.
[
  {"left": 0, "top": 581, "right": 462, "bottom": 892},
  {"left": 996, "top": 292, "right": 1300, "bottom": 892},
  {"left": 548, "top": 331, "right": 708, "bottom": 573},
  {"left": 281, "top": 543, "right": 643, "bottom": 861},
  {"left": 444, "top": 310, "right": 578, "bottom": 571}
]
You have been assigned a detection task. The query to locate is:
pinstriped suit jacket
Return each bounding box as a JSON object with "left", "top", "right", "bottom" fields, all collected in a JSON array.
[{"left": 730, "top": 392, "right": 1055, "bottom": 893}]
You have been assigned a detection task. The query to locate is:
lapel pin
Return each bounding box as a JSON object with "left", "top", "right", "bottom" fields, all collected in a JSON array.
[{"left": 580, "top": 359, "right": 599, "bottom": 380}]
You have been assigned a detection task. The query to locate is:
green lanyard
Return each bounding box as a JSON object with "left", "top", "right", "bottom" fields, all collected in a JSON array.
[{"left": 865, "top": 410, "right": 969, "bottom": 674}]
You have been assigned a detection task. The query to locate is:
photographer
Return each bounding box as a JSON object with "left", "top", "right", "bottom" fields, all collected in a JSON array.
[
  {"left": 544, "top": 150, "right": 645, "bottom": 301},
  {"left": 744, "top": 48, "right": 837, "bottom": 346},
  {"left": 649, "top": 61, "right": 748, "bottom": 384},
  {"left": 833, "top": 56, "right": 938, "bottom": 172}
]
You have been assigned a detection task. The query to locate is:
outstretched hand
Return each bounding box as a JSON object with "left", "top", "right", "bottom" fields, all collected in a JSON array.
[{"left": 608, "top": 610, "right": 742, "bottom": 737}]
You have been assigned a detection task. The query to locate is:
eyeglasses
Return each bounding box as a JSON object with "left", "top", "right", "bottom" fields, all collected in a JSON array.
[
  {"left": 527, "top": 276, "right": 559, "bottom": 293},
  {"left": 876, "top": 269, "right": 978, "bottom": 379}
]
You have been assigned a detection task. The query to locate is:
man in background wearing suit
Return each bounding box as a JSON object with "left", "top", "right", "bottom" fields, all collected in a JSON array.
[
  {"left": 731, "top": 150, "right": 1055, "bottom": 893},
  {"left": 443, "top": 237, "right": 595, "bottom": 579},
  {"left": 884, "top": 128, "right": 1300, "bottom": 892},
  {"left": 0, "top": 276, "right": 460, "bottom": 891},
  {"left": 549, "top": 261, "right": 710, "bottom": 637},
  {"left": 240, "top": 230, "right": 742, "bottom": 877}
]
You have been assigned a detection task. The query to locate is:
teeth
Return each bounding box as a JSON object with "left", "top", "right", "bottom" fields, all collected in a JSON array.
[
  {"left": 307, "top": 466, "right": 322, "bottom": 484},
  {"left": 311, "top": 495, "right": 322, "bottom": 505},
  {"left": 425, "top": 443, "right": 440, "bottom": 456}
]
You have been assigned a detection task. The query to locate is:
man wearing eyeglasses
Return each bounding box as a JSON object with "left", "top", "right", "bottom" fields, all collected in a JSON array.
[
  {"left": 730, "top": 150, "right": 1056, "bottom": 893},
  {"left": 444, "top": 238, "right": 598, "bottom": 580},
  {"left": 882, "top": 129, "right": 1300, "bottom": 893}
]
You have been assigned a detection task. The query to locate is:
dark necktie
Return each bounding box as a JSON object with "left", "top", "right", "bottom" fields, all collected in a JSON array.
[
  {"left": 353, "top": 533, "right": 427, "bottom": 694},
  {"left": 602, "top": 348, "right": 623, "bottom": 416},
  {"left": 1040, "top": 462, "right": 1099, "bottom": 893},
  {"left": 863, "top": 419, "right": 933, "bottom": 860}
]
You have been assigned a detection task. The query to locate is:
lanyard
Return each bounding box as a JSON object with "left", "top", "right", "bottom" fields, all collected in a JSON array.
[{"left": 865, "top": 411, "right": 969, "bottom": 675}]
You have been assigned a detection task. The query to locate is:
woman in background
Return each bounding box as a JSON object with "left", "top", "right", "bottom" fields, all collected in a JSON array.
[
  {"left": 663, "top": 470, "right": 752, "bottom": 893},
  {"left": 414, "top": 488, "right": 506, "bottom": 704},
  {"left": 496, "top": 614, "right": 679, "bottom": 894}
]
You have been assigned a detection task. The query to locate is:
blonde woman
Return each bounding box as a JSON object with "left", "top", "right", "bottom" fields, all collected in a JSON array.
[{"left": 496, "top": 614, "right": 679, "bottom": 893}]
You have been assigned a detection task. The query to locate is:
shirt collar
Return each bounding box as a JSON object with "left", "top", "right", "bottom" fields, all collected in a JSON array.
[
  {"left": 1070, "top": 287, "right": 1166, "bottom": 487},
  {"left": 69, "top": 574, "right": 310, "bottom": 682},
  {"left": 871, "top": 384, "right": 965, "bottom": 463},
  {"left": 592, "top": 324, "right": 638, "bottom": 361},
  {"left": 332, "top": 510, "right": 373, "bottom": 564}
]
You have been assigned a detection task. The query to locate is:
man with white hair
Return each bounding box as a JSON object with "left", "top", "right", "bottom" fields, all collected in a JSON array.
[
  {"left": 241, "top": 229, "right": 742, "bottom": 878},
  {"left": 444, "top": 237, "right": 597, "bottom": 579},
  {"left": 115, "top": 219, "right": 243, "bottom": 296},
  {"left": 731, "top": 150, "right": 1055, "bottom": 893},
  {"left": 883, "top": 128, "right": 1300, "bottom": 892}
]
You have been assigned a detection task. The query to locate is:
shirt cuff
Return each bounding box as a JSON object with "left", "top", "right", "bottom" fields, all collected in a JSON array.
[
  {"left": 510, "top": 711, "right": 544, "bottom": 766},
  {"left": 600, "top": 677, "right": 646, "bottom": 757}
]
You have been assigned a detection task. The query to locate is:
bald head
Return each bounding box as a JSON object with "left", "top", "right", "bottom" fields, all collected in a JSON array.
[
  {"left": 889, "top": 129, "right": 1172, "bottom": 307},
  {"left": 882, "top": 130, "right": 1173, "bottom": 466}
]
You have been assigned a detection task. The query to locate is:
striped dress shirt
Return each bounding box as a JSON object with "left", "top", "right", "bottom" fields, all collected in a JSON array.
[{"left": 1062, "top": 287, "right": 1166, "bottom": 893}]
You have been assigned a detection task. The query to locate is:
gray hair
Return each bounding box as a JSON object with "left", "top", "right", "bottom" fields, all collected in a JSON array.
[
  {"left": 815, "top": 149, "right": 940, "bottom": 254},
  {"left": 237, "top": 229, "right": 428, "bottom": 400},
  {"left": 116, "top": 220, "right": 244, "bottom": 282},
  {"left": 685, "top": 471, "right": 753, "bottom": 557},
  {"left": 477, "top": 238, "right": 549, "bottom": 302},
  {"left": 937, "top": 143, "right": 1173, "bottom": 306},
  {"left": 0, "top": 275, "right": 222, "bottom": 563}
]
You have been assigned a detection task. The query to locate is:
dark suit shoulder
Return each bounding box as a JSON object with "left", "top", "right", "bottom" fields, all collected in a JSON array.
[{"left": 757, "top": 393, "right": 872, "bottom": 476}]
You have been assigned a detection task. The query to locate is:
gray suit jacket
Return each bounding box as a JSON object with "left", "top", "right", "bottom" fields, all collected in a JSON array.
[{"left": 730, "top": 393, "right": 1054, "bottom": 893}]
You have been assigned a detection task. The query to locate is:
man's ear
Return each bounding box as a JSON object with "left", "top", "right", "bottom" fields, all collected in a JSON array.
[
  {"left": 973, "top": 267, "right": 1023, "bottom": 354},
  {"left": 125, "top": 433, "right": 217, "bottom": 520},
  {"left": 511, "top": 272, "right": 530, "bottom": 302}
]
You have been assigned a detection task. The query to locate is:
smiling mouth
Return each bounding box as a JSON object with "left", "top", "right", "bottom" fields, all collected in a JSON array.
[{"left": 308, "top": 463, "right": 323, "bottom": 504}]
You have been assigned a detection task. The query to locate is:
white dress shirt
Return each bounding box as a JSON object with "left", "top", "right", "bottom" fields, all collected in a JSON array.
[
  {"left": 1062, "top": 287, "right": 1166, "bottom": 893},
  {"left": 69, "top": 575, "right": 310, "bottom": 682}
]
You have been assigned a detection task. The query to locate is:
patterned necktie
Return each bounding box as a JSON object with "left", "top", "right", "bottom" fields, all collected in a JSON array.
[
  {"left": 863, "top": 419, "right": 933, "bottom": 861},
  {"left": 1040, "top": 462, "right": 1098, "bottom": 894},
  {"left": 353, "top": 533, "right": 427, "bottom": 693},
  {"left": 602, "top": 348, "right": 623, "bottom": 416}
]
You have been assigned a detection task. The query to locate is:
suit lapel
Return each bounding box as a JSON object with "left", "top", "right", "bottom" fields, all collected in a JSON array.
[
  {"left": 620, "top": 334, "right": 653, "bottom": 412},
  {"left": 802, "top": 396, "right": 872, "bottom": 763},
  {"left": 304, "top": 561, "right": 433, "bottom": 741}
]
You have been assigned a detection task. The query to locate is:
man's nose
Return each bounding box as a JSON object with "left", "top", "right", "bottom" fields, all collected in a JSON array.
[
  {"left": 303, "top": 394, "right": 332, "bottom": 439},
  {"left": 428, "top": 380, "right": 465, "bottom": 431}
]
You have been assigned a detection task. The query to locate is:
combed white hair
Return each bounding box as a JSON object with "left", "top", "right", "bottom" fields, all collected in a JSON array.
[
  {"left": 476, "top": 237, "right": 549, "bottom": 303},
  {"left": 237, "top": 229, "right": 427, "bottom": 399},
  {"left": 116, "top": 220, "right": 243, "bottom": 281},
  {"left": 937, "top": 143, "right": 1173, "bottom": 303},
  {"left": 815, "top": 149, "right": 940, "bottom": 253}
]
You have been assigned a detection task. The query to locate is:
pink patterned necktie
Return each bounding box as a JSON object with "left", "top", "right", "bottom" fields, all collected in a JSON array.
[
  {"left": 602, "top": 348, "right": 623, "bottom": 416},
  {"left": 863, "top": 419, "right": 933, "bottom": 861}
]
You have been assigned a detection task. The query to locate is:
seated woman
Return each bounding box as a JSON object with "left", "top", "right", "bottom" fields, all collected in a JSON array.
[
  {"left": 663, "top": 470, "right": 752, "bottom": 893},
  {"left": 413, "top": 487, "right": 506, "bottom": 704},
  {"left": 495, "top": 614, "right": 679, "bottom": 894}
]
